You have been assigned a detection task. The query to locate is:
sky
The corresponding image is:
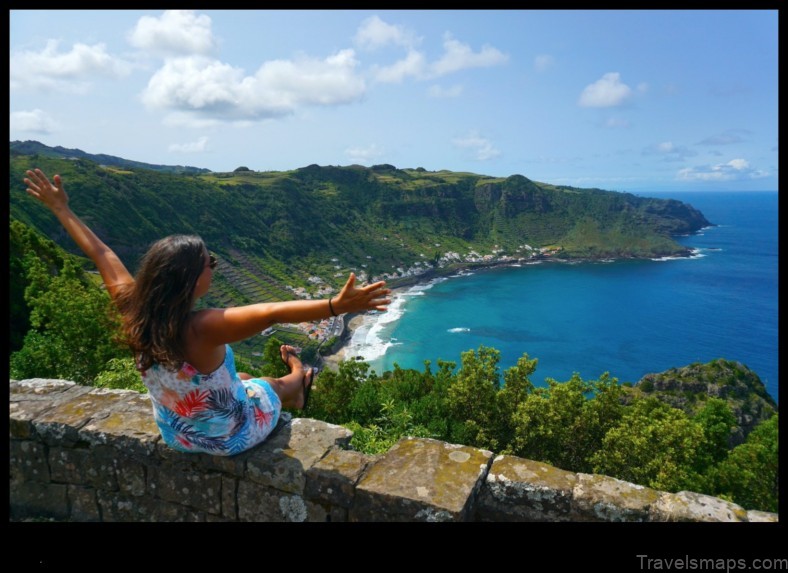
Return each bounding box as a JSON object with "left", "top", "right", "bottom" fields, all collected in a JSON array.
[{"left": 9, "top": 9, "right": 779, "bottom": 193}]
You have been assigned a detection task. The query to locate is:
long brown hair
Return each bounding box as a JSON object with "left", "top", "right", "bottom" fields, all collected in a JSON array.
[{"left": 115, "top": 235, "right": 207, "bottom": 371}]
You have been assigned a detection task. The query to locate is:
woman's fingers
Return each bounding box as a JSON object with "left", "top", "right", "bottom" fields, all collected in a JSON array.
[{"left": 25, "top": 169, "right": 51, "bottom": 193}]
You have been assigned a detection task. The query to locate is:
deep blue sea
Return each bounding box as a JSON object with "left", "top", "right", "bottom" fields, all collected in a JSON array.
[{"left": 346, "top": 192, "right": 778, "bottom": 402}]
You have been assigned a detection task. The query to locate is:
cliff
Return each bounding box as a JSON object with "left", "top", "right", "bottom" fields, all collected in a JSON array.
[{"left": 630, "top": 359, "right": 777, "bottom": 446}]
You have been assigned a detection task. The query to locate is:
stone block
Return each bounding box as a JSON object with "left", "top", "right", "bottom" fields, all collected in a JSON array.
[
  {"left": 327, "top": 507, "right": 349, "bottom": 522},
  {"left": 96, "top": 490, "right": 202, "bottom": 522},
  {"left": 747, "top": 510, "right": 778, "bottom": 522},
  {"left": 115, "top": 454, "right": 147, "bottom": 497},
  {"left": 206, "top": 514, "right": 236, "bottom": 522},
  {"left": 79, "top": 392, "right": 160, "bottom": 455},
  {"left": 49, "top": 446, "right": 94, "bottom": 486},
  {"left": 650, "top": 491, "right": 748, "bottom": 522},
  {"left": 10, "top": 481, "right": 69, "bottom": 522},
  {"left": 67, "top": 484, "right": 100, "bottom": 522},
  {"left": 222, "top": 476, "right": 238, "bottom": 520},
  {"left": 246, "top": 418, "right": 352, "bottom": 494},
  {"left": 10, "top": 378, "right": 81, "bottom": 398},
  {"left": 478, "top": 455, "right": 577, "bottom": 522},
  {"left": 147, "top": 463, "right": 222, "bottom": 515},
  {"left": 33, "top": 388, "right": 130, "bottom": 447},
  {"left": 48, "top": 445, "right": 119, "bottom": 491},
  {"left": 572, "top": 473, "right": 661, "bottom": 522},
  {"left": 97, "top": 490, "right": 152, "bottom": 521},
  {"left": 10, "top": 380, "right": 92, "bottom": 440},
  {"left": 305, "top": 449, "right": 372, "bottom": 508},
  {"left": 9, "top": 440, "right": 50, "bottom": 484},
  {"left": 351, "top": 437, "right": 492, "bottom": 522},
  {"left": 237, "top": 480, "right": 327, "bottom": 522},
  {"left": 193, "top": 447, "right": 254, "bottom": 477}
]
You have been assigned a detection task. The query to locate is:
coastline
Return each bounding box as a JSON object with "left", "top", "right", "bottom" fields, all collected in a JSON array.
[
  {"left": 318, "top": 257, "right": 571, "bottom": 371},
  {"left": 319, "top": 249, "right": 700, "bottom": 372}
]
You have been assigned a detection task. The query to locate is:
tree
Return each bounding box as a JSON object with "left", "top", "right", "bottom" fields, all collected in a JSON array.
[
  {"left": 11, "top": 256, "right": 127, "bottom": 385},
  {"left": 693, "top": 397, "right": 738, "bottom": 469},
  {"left": 306, "top": 359, "right": 372, "bottom": 423},
  {"left": 495, "top": 353, "right": 537, "bottom": 454},
  {"left": 94, "top": 357, "right": 146, "bottom": 393},
  {"left": 510, "top": 374, "right": 591, "bottom": 469},
  {"left": 446, "top": 346, "right": 501, "bottom": 451},
  {"left": 258, "top": 336, "right": 287, "bottom": 378},
  {"left": 703, "top": 414, "right": 778, "bottom": 512},
  {"left": 590, "top": 397, "right": 706, "bottom": 492}
]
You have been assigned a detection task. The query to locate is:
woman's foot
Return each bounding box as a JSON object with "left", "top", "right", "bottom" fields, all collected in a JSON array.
[{"left": 280, "top": 345, "right": 303, "bottom": 376}]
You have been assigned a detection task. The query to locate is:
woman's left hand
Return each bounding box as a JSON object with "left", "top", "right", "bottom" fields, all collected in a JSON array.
[{"left": 333, "top": 273, "right": 391, "bottom": 314}]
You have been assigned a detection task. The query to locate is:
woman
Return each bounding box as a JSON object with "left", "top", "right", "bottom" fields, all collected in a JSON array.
[{"left": 23, "top": 168, "right": 391, "bottom": 456}]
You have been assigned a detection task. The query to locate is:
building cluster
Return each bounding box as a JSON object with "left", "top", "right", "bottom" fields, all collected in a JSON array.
[{"left": 278, "top": 244, "right": 562, "bottom": 340}]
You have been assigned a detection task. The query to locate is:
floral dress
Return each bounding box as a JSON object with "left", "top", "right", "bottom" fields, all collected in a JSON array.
[{"left": 141, "top": 344, "right": 281, "bottom": 456}]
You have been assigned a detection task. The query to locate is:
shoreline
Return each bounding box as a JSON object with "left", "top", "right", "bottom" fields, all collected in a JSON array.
[{"left": 319, "top": 249, "right": 700, "bottom": 372}]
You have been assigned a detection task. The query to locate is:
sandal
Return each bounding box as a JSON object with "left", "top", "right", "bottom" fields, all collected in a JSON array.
[{"left": 302, "top": 367, "right": 317, "bottom": 411}]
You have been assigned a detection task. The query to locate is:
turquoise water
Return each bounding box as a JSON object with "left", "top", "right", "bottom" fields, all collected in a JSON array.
[{"left": 348, "top": 192, "right": 778, "bottom": 402}]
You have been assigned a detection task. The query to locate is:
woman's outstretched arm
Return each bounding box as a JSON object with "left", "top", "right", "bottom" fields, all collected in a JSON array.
[
  {"left": 23, "top": 168, "right": 134, "bottom": 300},
  {"left": 190, "top": 272, "right": 391, "bottom": 346}
]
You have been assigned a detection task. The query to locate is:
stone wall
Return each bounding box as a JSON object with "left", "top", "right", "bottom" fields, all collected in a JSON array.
[{"left": 9, "top": 378, "right": 778, "bottom": 523}]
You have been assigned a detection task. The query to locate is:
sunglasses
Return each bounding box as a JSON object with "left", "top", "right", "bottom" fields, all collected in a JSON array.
[{"left": 207, "top": 254, "right": 217, "bottom": 270}]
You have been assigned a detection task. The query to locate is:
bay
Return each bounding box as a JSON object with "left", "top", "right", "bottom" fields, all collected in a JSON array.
[{"left": 347, "top": 192, "right": 778, "bottom": 402}]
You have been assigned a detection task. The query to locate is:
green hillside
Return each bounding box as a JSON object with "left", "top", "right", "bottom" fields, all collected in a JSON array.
[{"left": 9, "top": 147, "right": 711, "bottom": 312}]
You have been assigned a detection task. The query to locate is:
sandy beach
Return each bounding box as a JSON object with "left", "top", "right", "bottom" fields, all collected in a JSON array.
[
  {"left": 320, "top": 314, "right": 369, "bottom": 371},
  {"left": 319, "top": 285, "right": 411, "bottom": 371}
]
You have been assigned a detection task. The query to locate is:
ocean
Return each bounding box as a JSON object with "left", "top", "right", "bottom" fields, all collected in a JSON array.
[{"left": 345, "top": 192, "right": 778, "bottom": 403}]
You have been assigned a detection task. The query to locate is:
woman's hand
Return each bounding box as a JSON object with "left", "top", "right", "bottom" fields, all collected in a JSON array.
[
  {"left": 333, "top": 273, "right": 391, "bottom": 314},
  {"left": 24, "top": 168, "right": 70, "bottom": 213}
]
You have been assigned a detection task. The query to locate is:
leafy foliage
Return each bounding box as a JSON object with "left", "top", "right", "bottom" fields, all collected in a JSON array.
[
  {"left": 701, "top": 414, "right": 779, "bottom": 512},
  {"left": 10, "top": 244, "right": 128, "bottom": 385},
  {"left": 589, "top": 398, "right": 707, "bottom": 491},
  {"left": 93, "top": 358, "right": 146, "bottom": 393}
]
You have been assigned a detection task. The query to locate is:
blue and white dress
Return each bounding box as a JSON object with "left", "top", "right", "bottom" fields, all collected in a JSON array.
[{"left": 141, "top": 344, "right": 281, "bottom": 456}]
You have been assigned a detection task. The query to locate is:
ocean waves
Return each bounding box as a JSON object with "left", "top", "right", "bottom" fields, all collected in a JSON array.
[{"left": 343, "top": 277, "right": 447, "bottom": 362}]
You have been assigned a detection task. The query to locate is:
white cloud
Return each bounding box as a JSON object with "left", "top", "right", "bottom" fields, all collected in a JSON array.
[
  {"left": 354, "top": 16, "right": 418, "bottom": 50},
  {"left": 10, "top": 109, "right": 59, "bottom": 134},
  {"left": 643, "top": 141, "right": 697, "bottom": 161},
  {"left": 345, "top": 143, "right": 384, "bottom": 163},
  {"left": 128, "top": 10, "right": 216, "bottom": 56},
  {"left": 10, "top": 39, "right": 131, "bottom": 91},
  {"left": 534, "top": 54, "right": 554, "bottom": 72},
  {"left": 430, "top": 33, "right": 508, "bottom": 77},
  {"left": 578, "top": 72, "right": 633, "bottom": 108},
  {"left": 428, "top": 84, "right": 463, "bottom": 98},
  {"left": 372, "top": 50, "right": 427, "bottom": 83},
  {"left": 168, "top": 136, "right": 209, "bottom": 153},
  {"left": 141, "top": 50, "right": 365, "bottom": 121},
  {"left": 452, "top": 131, "right": 501, "bottom": 161},
  {"left": 697, "top": 129, "right": 750, "bottom": 145},
  {"left": 677, "top": 158, "right": 768, "bottom": 181}
]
